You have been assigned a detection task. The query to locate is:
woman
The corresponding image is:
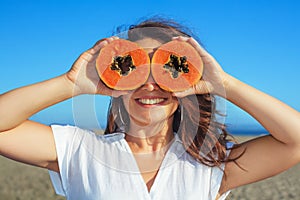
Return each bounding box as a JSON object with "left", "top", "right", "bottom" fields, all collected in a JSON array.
[{"left": 0, "top": 18, "right": 300, "bottom": 200}]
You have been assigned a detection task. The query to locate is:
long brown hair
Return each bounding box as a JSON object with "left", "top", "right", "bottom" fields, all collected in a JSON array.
[{"left": 105, "top": 17, "right": 238, "bottom": 167}]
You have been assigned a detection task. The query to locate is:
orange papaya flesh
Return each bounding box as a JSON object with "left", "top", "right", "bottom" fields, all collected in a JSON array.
[
  {"left": 96, "top": 39, "right": 150, "bottom": 90},
  {"left": 151, "top": 40, "right": 203, "bottom": 92}
]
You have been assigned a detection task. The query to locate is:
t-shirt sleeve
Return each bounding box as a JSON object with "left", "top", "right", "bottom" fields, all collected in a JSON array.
[
  {"left": 210, "top": 165, "right": 231, "bottom": 200},
  {"left": 48, "top": 124, "right": 78, "bottom": 197},
  {"left": 209, "top": 149, "right": 232, "bottom": 200}
]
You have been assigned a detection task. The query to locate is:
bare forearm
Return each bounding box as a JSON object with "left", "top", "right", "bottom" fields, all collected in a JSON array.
[
  {"left": 0, "top": 75, "right": 74, "bottom": 131},
  {"left": 226, "top": 75, "right": 300, "bottom": 145}
]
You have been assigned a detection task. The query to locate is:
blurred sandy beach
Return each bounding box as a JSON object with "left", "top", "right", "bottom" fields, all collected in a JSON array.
[
  {"left": 0, "top": 135, "right": 299, "bottom": 200},
  {"left": 227, "top": 135, "right": 300, "bottom": 200}
]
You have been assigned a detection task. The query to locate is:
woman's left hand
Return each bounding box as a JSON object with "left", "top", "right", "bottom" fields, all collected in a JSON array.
[
  {"left": 170, "top": 38, "right": 300, "bottom": 196},
  {"left": 171, "top": 36, "right": 231, "bottom": 98}
]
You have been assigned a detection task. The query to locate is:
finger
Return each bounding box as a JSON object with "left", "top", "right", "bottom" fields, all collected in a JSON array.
[
  {"left": 172, "top": 81, "right": 211, "bottom": 98},
  {"left": 93, "top": 38, "right": 107, "bottom": 47},
  {"left": 89, "top": 36, "right": 121, "bottom": 55},
  {"left": 86, "top": 39, "right": 108, "bottom": 55},
  {"left": 97, "top": 82, "right": 130, "bottom": 97},
  {"left": 172, "top": 36, "right": 212, "bottom": 60},
  {"left": 172, "top": 87, "right": 195, "bottom": 98},
  {"left": 186, "top": 38, "right": 213, "bottom": 59},
  {"left": 89, "top": 36, "right": 116, "bottom": 53},
  {"left": 112, "top": 36, "right": 119, "bottom": 40},
  {"left": 106, "top": 36, "right": 119, "bottom": 43},
  {"left": 172, "top": 36, "right": 190, "bottom": 42}
]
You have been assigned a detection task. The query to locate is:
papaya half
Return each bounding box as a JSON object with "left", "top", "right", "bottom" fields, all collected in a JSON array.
[
  {"left": 96, "top": 39, "right": 203, "bottom": 92},
  {"left": 96, "top": 39, "right": 150, "bottom": 90},
  {"left": 151, "top": 40, "right": 203, "bottom": 92}
]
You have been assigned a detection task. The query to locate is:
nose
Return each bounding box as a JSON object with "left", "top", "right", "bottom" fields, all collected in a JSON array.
[{"left": 141, "top": 73, "right": 159, "bottom": 91}]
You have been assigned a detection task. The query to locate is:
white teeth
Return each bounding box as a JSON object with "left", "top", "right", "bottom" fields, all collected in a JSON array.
[{"left": 138, "top": 98, "right": 165, "bottom": 105}]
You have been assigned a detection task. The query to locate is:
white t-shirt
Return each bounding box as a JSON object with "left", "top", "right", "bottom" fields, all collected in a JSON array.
[{"left": 49, "top": 125, "right": 231, "bottom": 200}]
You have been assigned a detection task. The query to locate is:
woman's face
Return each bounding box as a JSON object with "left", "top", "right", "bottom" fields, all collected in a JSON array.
[{"left": 122, "top": 38, "right": 179, "bottom": 126}]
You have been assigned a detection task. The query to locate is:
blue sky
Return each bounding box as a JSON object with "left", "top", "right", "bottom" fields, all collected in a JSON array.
[{"left": 0, "top": 0, "right": 299, "bottom": 134}]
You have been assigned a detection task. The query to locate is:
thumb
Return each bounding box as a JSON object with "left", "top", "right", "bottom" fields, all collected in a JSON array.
[
  {"left": 172, "top": 81, "right": 210, "bottom": 98},
  {"left": 172, "top": 87, "right": 195, "bottom": 98}
]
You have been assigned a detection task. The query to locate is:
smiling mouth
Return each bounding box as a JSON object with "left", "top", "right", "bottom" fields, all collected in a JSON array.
[{"left": 136, "top": 98, "right": 166, "bottom": 105}]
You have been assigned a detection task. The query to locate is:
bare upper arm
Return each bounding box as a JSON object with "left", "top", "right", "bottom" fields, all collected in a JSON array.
[
  {"left": 0, "top": 120, "right": 58, "bottom": 172},
  {"left": 219, "top": 135, "right": 300, "bottom": 194}
]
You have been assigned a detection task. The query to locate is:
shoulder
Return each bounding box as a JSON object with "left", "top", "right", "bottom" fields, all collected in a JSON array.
[
  {"left": 51, "top": 124, "right": 122, "bottom": 137},
  {"left": 50, "top": 124, "right": 125, "bottom": 145}
]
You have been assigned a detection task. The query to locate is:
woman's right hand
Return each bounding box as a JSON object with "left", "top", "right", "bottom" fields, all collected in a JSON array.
[
  {"left": 66, "top": 37, "right": 128, "bottom": 97},
  {"left": 0, "top": 37, "right": 130, "bottom": 172}
]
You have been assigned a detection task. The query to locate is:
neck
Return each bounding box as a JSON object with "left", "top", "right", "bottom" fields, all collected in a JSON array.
[{"left": 125, "top": 117, "right": 175, "bottom": 153}]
